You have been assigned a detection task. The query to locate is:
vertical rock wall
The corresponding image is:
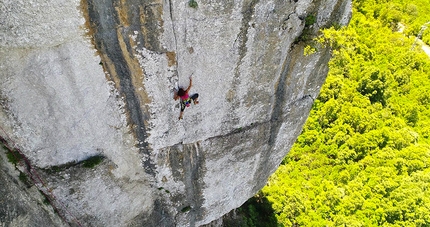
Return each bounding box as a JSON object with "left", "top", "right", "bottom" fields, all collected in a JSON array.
[{"left": 0, "top": 0, "right": 351, "bottom": 226}]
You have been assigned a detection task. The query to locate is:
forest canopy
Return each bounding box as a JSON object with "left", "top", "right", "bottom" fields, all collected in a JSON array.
[{"left": 244, "top": 0, "right": 430, "bottom": 226}]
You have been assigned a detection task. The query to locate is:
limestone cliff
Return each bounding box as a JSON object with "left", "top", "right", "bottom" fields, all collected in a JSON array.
[{"left": 0, "top": 0, "right": 351, "bottom": 226}]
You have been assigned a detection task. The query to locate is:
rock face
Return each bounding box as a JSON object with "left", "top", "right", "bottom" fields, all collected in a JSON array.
[{"left": 0, "top": 0, "right": 351, "bottom": 226}]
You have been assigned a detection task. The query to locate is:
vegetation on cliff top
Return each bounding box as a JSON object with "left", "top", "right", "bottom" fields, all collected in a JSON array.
[{"left": 240, "top": 0, "right": 430, "bottom": 226}]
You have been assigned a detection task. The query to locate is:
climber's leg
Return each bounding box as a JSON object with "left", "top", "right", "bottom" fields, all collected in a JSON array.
[{"left": 191, "top": 93, "right": 199, "bottom": 104}]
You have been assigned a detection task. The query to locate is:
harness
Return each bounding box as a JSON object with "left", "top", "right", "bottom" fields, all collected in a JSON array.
[
  {"left": 183, "top": 98, "right": 192, "bottom": 107},
  {"left": 180, "top": 94, "right": 191, "bottom": 109}
]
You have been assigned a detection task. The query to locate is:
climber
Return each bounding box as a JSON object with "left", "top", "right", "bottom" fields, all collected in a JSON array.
[{"left": 174, "top": 76, "right": 199, "bottom": 120}]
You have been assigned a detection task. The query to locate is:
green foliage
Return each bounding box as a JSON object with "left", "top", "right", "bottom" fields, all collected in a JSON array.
[
  {"left": 305, "top": 14, "right": 317, "bottom": 27},
  {"left": 6, "top": 150, "right": 21, "bottom": 165},
  {"left": 18, "top": 171, "right": 33, "bottom": 188},
  {"left": 295, "top": 13, "right": 319, "bottom": 44},
  {"left": 39, "top": 190, "right": 52, "bottom": 205},
  {"left": 82, "top": 155, "right": 104, "bottom": 168},
  {"left": 236, "top": 194, "right": 278, "bottom": 227},
  {"left": 304, "top": 45, "right": 317, "bottom": 56},
  {"left": 181, "top": 206, "right": 191, "bottom": 213},
  {"left": 188, "top": 0, "right": 198, "bottom": 9},
  {"left": 18, "top": 171, "right": 27, "bottom": 183},
  {"left": 248, "top": 0, "right": 430, "bottom": 226},
  {"left": 51, "top": 166, "right": 62, "bottom": 172}
]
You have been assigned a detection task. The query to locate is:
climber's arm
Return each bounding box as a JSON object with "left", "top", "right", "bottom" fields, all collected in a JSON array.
[
  {"left": 173, "top": 90, "right": 179, "bottom": 100},
  {"left": 185, "top": 77, "right": 193, "bottom": 93}
]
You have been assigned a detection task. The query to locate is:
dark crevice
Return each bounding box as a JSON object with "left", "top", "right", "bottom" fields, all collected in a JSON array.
[
  {"left": 251, "top": 45, "right": 332, "bottom": 193},
  {"left": 226, "top": 0, "right": 260, "bottom": 125},
  {"left": 268, "top": 48, "right": 295, "bottom": 146},
  {"left": 40, "top": 155, "right": 104, "bottom": 173},
  {"left": 249, "top": 45, "right": 302, "bottom": 193},
  {"left": 236, "top": 0, "right": 260, "bottom": 65},
  {"left": 167, "top": 0, "right": 180, "bottom": 80},
  {"left": 140, "top": 2, "right": 165, "bottom": 51},
  {"left": 81, "top": 1, "right": 181, "bottom": 226},
  {"left": 319, "top": 0, "right": 351, "bottom": 28},
  {"left": 168, "top": 0, "right": 178, "bottom": 59},
  {"left": 166, "top": 143, "right": 206, "bottom": 226},
  {"left": 128, "top": 199, "right": 174, "bottom": 226},
  {"left": 84, "top": 0, "right": 154, "bottom": 175},
  {"left": 183, "top": 143, "right": 206, "bottom": 226}
]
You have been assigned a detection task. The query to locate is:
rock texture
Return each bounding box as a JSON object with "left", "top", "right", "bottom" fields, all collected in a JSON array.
[{"left": 0, "top": 0, "right": 351, "bottom": 226}]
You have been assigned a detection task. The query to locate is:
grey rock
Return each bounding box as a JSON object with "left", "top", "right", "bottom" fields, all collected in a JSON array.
[
  {"left": 0, "top": 0, "right": 351, "bottom": 226},
  {"left": 0, "top": 148, "right": 66, "bottom": 227}
]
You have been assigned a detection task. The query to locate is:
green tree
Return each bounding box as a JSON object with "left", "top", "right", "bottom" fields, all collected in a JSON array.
[{"left": 247, "top": 0, "right": 430, "bottom": 226}]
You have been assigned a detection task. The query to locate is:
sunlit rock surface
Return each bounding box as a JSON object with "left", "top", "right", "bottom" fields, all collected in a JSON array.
[{"left": 0, "top": 0, "right": 351, "bottom": 226}]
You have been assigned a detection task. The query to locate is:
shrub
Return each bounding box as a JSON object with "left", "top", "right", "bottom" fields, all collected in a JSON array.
[
  {"left": 305, "top": 14, "right": 317, "bottom": 27},
  {"left": 188, "top": 0, "right": 198, "bottom": 8},
  {"left": 82, "top": 156, "right": 104, "bottom": 168}
]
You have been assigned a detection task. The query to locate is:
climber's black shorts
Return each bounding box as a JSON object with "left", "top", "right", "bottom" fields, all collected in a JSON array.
[{"left": 180, "top": 93, "right": 199, "bottom": 112}]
